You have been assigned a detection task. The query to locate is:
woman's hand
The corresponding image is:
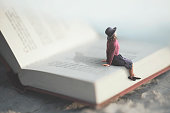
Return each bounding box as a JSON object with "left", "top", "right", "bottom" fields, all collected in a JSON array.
[
  {"left": 102, "top": 60, "right": 110, "bottom": 66},
  {"left": 102, "top": 64, "right": 110, "bottom": 67},
  {"left": 101, "top": 59, "right": 107, "bottom": 62}
]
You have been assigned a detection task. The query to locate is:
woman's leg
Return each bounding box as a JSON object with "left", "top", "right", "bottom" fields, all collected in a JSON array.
[
  {"left": 111, "top": 54, "right": 141, "bottom": 81},
  {"left": 128, "top": 64, "right": 141, "bottom": 80},
  {"left": 120, "top": 55, "right": 141, "bottom": 81},
  {"left": 129, "top": 64, "right": 135, "bottom": 78}
]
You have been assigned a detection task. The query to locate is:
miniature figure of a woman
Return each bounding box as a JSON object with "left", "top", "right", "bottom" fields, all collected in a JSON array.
[{"left": 102, "top": 27, "right": 141, "bottom": 81}]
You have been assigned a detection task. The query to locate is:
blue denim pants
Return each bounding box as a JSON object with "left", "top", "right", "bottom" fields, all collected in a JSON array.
[{"left": 111, "top": 54, "right": 133, "bottom": 69}]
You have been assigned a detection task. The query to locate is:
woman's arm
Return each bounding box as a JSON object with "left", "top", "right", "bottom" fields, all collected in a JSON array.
[
  {"left": 103, "top": 40, "right": 115, "bottom": 66},
  {"left": 107, "top": 50, "right": 114, "bottom": 65}
]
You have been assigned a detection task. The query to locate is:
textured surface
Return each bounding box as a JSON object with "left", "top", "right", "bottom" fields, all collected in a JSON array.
[{"left": 0, "top": 61, "right": 170, "bottom": 113}]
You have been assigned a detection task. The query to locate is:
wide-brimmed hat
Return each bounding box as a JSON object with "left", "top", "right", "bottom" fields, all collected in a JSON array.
[{"left": 105, "top": 27, "right": 117, "bottom": 37}]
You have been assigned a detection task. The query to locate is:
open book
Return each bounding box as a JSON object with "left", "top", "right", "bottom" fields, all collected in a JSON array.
[{"left": 0, "top": 2, "right": 170, "bottom": 107}]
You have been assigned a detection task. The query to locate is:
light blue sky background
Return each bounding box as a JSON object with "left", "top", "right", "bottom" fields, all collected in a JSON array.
[{"left": 3, "top": 0, "right": 170, "bottom": 43}]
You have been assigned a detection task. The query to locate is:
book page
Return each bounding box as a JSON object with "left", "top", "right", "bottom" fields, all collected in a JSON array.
[
  {"left": 24, "top": 39, "right": 165, "bottom": 82},
  {"left": 0, "top": 1, "right": 98, "bottom": 68}
]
